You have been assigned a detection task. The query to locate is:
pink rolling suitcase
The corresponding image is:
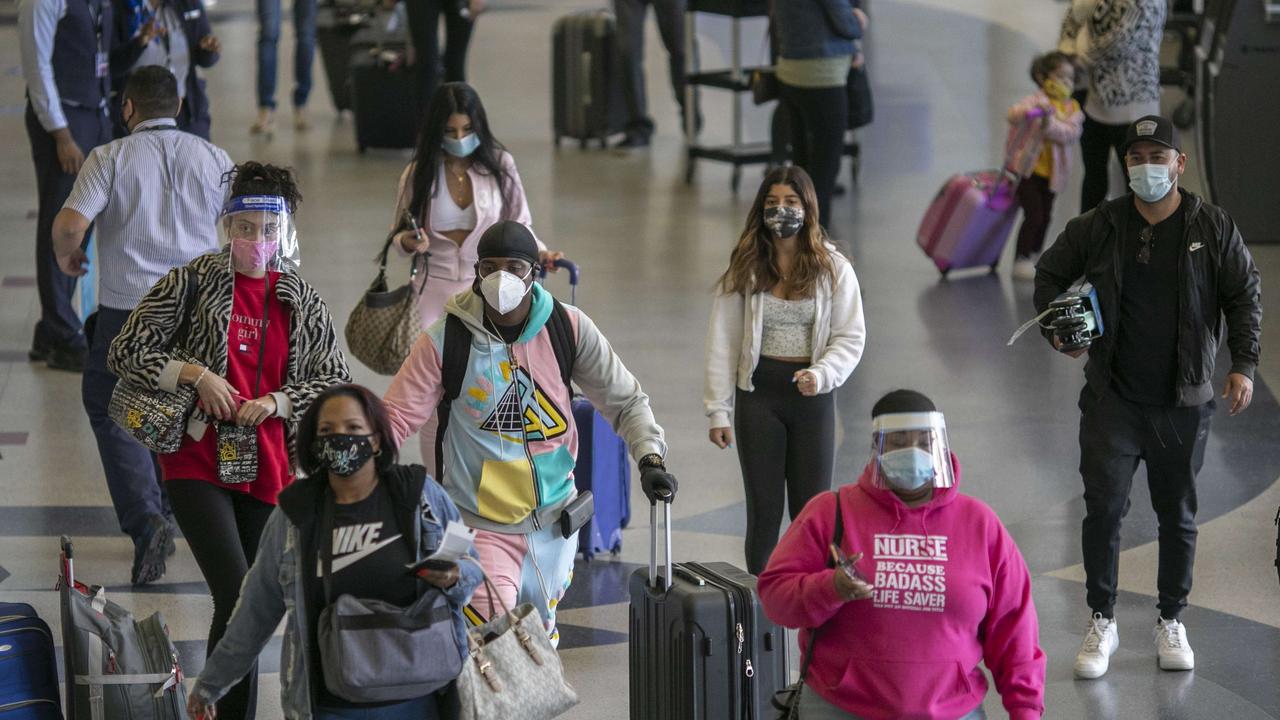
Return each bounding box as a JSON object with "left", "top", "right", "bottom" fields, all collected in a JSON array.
[{"left": 918, "top": 110, "right": 1046, "bottom": 276}]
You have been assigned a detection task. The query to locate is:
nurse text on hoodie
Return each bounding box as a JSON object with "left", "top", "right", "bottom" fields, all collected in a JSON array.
[
  {"left": 383, "top": 283, "right": 667, "bottom": 534},
  {"left": 758, "top": 460, "right": 1045, "bottom": 720}
]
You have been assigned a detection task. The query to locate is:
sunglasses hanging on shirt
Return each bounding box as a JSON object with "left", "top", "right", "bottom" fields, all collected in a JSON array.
[{"left": 1137, "top": 225, "right": 1153, "bottom": 265}]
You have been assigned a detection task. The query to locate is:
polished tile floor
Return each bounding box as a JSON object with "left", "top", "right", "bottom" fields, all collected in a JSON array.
[{"left": 1, "top": 0, "right": 1278, "bottom": 717}]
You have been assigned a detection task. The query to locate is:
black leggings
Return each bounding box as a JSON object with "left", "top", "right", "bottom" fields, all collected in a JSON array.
[
  {"left": 735, "top": 358, "right": 836, "bottom": 575},
  {"left": 168, "top": 480, "right": 276, "bottom": 720},
  {"left": 780, "top": 82, "right": 847, "bottom": 228},
  {"left": 404, "top": 0, "right": 474, "bottom": 120},
  {"left": 1079, "top": 114, "right": 1129, "bottom": 214}
]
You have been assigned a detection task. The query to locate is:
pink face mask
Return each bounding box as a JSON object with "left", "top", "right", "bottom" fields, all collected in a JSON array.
[{"left": 231, "top": 238, "right": 279, "bottom": 271}]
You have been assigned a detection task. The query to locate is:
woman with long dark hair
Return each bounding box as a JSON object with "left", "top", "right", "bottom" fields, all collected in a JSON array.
[
  {"left": 110, "top": 162, "right": 349, "bottom": 719},
  {"left": 703, "top": 166, "right": 866, "bottom": 575},
  {"left": 388, "top": 82, "right": 559, "bottom": 469}
]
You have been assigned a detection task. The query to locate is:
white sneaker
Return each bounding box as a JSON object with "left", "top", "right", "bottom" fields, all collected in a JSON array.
[
  {"left": 1154, "top": 618, "right": 1195, "bottom": 671},
  {"left": 1074, "top": 613, "right": 1120, "bottom": 679},
  {"left": 1012, "top": 258, "right": 1037, "bottom": 281}
]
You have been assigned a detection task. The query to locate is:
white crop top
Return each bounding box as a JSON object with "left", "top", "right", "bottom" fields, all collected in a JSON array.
[
  {"left": 759, "top": 294, "right": 816, "bottom": 357},
  {"left": 430, "top": 162, "right": 478, "bottom": 232}
]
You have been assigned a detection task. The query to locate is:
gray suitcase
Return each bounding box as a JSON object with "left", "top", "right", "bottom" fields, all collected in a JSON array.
[
  {"left": 59, "top": 537, "right": 186, "bottom": 720},
  {"left": 551, "top": 9, "right": 627, "bottom": 148}
]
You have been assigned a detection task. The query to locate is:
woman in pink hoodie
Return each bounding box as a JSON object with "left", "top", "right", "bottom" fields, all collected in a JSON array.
[{"left": 759, "top": 390, "right": 1045, "bottom": 720}]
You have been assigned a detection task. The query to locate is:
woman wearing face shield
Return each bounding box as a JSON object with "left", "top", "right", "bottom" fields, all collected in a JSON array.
[
  {"left": 704, "top": 166, "right": 866, "bottom": 575},
  {"left": 109, "top": 162, "right": 350, "bottom": 720},
  {"left": 386, "top": 82, "right": 561, "bottom": 469},
  {"left": 758, "top": 390, "right": 1046, "bottom": 720}
]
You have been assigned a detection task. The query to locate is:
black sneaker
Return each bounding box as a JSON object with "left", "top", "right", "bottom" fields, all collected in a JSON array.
[
  {"left": 131, "top": 515, "right": 172, "bottom": 586},
  {"left": 612, "top": 133, "right": 651, "bottom": 150},
  {"left": 45, "top": 345, "right": 86, "bottom": 373},
  {"left": 28, "top": 337, "right": 50, "bottom": 362}
]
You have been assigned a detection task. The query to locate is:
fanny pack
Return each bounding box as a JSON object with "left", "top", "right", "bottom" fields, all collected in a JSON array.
[
  {"left": 316, "top": 490, "right": 463, "bottom": 703},
  {"left": 558, "top": 491, "right": 594, "bottom": 540}
]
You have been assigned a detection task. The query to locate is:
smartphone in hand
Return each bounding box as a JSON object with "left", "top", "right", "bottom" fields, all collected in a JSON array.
[
  {"left": 405, "top": 558, "right": 457, "bottom": 575},
  {"left": 829, "top": 543, "right": 870, "bottom": 584}
]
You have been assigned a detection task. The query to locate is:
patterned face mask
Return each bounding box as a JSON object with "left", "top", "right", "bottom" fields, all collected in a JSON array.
[
  {"left": 312, "top": 433, "right": 376, "bottom": 476},
  {"left": 763, "top": 206, "right": 805, "bottom": 238}
]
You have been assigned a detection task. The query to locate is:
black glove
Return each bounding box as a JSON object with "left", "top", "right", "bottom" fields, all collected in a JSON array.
[
  {"left": 1050, "top": 314, "right": 1091, "bottom": 353},
  {"left": 640, "top": 465, "right": 678, "bottom": 505}
]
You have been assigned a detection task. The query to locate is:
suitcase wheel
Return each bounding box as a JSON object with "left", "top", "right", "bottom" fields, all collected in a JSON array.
[{"left": 731, "top": 166, "right": 742, "bottom": 193}]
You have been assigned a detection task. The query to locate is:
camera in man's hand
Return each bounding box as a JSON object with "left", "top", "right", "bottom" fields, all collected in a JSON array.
[{"left": 1049, "top": 285, "right": 1103, "bottom": 353}]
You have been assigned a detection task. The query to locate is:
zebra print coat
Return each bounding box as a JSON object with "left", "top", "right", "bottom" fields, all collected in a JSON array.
[{"left": 108, "top": 249, "right": 350, "bottom": 468}]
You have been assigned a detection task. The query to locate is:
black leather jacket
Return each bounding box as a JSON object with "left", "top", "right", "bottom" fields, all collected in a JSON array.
[{"left": 1034, "top": 189, "right": 1261, "bottom": 407}]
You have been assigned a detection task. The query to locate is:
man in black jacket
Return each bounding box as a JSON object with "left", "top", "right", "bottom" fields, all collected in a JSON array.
[{"left": 1034, "top": 115, "right": 1261, "bottom": 681}]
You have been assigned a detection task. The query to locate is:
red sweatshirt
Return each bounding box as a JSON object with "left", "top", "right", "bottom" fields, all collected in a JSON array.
[{"left": 758, "top": 458, "right": 1045, "bottom": 720}]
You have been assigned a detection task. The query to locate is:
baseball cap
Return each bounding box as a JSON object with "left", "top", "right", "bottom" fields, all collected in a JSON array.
[{"left": 1123, "top": 115, "right": 1180, "bottom": 154}]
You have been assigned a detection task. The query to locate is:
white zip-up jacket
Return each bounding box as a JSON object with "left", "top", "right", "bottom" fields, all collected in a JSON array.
[{"left": 704, "top": 249, "right": 866, "bottom": 429}]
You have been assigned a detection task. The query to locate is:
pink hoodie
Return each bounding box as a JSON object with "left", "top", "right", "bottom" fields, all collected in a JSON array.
[
  {"left": 758, "top": 459, "right": 1045, "bottom": 720},
  {"left": 1006, "top": 90, "right": 1084, "bottom": 195}
]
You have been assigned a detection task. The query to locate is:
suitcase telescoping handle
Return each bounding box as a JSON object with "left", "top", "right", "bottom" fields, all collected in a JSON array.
[
  {"left": 648, "top": 497, "right": 673, "bottom": 591},
  {"left": 61, "top": 535, "right": 74, "bottom": 587},
  {"left": 536, "top": 258, "right": 580, "bottom": 304},
  {"left": 991, "top": 107, "right": 1050, "bottom": 211}
]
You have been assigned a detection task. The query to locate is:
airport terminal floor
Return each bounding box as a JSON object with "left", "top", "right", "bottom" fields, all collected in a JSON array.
[{"left": 2, "top": 0, "right": 1279, "bottom": 717}]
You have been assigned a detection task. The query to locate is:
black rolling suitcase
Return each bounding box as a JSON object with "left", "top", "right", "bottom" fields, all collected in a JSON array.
[
  {"left": 628, "top": 500, "right": 788, "bottom": 719},
  {"left": 551, "top": 9, "right": 626, "bottom": 149},
  {"left": 316, "top": 5, "right": 371, "bottom": 112},
  {"left": 349, "top": 20, "right": 416, "bottom": 152}
]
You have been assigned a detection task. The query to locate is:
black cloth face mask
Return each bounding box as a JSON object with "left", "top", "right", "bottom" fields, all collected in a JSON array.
[{"left": 312, "top": 433, "right": 377, "bottom": 477}]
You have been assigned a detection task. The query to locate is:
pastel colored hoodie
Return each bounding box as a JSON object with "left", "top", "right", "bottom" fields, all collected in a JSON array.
[
  {"left": 758, "top": 458, "right": 1045, "bottom": 720},
  {"left": 383, "top": 283, "right": 667, "bottom": 534}
]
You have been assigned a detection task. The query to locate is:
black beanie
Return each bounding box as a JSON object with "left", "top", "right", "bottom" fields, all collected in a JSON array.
[
  {"left": 871, "top": 389, "right": 937, "bottom": 419},
  {"left": 477, "top": 221, "right": 539, "bottom": 265}
]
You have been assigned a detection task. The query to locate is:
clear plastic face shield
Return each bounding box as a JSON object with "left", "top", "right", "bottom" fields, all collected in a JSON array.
[
  {"left": 220, "top": 195, "right": 300, "bottom": 274},
  {"left": 869, "top": 412, "right": 955, "bottom": 492}
]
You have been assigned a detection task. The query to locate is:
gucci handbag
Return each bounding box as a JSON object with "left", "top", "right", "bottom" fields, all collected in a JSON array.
[
  {"left": 345, "top": 226, "right": 427, "bottom": 376},
  {"left": 454, "top": 577, "right": 578, "bottom": 720},
  {"left": 108, "top": 270, "right": 200, "bottom": 454}
]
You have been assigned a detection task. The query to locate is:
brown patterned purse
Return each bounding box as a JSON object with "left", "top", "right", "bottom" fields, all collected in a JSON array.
[{"left": 345, "top": 226, "right": 427, "bottom": 376}]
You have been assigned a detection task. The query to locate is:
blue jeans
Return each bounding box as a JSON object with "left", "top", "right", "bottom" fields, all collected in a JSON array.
[
  {"left": 256, "top": 0, "right": 317, "bottom": 109},
  {"left": 314, "top": 695, "right": 438, "bottom": 720},
  {"left": 82, "top": 306, "right": 169, "bottom": 540}
]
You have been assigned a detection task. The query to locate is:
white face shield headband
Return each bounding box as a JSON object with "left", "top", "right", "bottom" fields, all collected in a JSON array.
[
  {"left": 868, "top": 411, "right": 955, "bottom": 492},
  {"left": 220, "top": 195, "right": 300, "bottom": 273}
]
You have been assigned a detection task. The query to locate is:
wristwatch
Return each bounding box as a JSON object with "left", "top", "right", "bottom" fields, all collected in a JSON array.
[{"left": 638, "top": 453, "right": 666, "bottom": 471}]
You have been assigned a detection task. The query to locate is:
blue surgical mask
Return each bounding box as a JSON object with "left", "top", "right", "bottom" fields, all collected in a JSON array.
[
  {"left": 442, "top": 133, "right": 480, "bottom": 158},
  {"left": 1128, "top": 161, "right": 1176, "bottom": 203},
  {"left": 879, "top": 448, "right": 936, "bottom": 491}
]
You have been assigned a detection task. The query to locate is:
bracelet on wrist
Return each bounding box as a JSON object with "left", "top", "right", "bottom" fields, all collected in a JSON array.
[
  {"left": 193, "top": 367, "right": 209, "bottom": 389},
  {"left": 639, "top": 453, "right": 665, "bottom": 471}
]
